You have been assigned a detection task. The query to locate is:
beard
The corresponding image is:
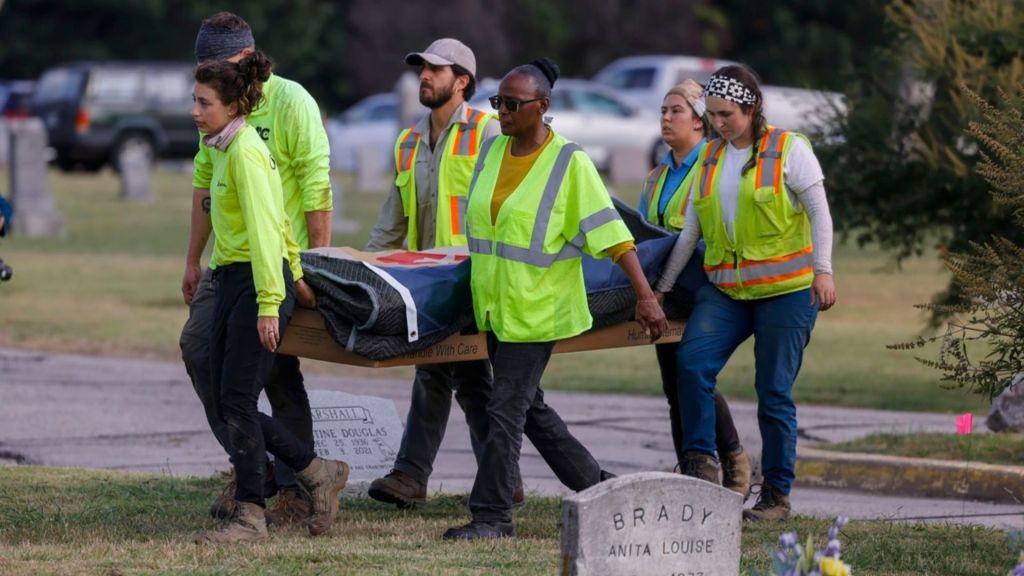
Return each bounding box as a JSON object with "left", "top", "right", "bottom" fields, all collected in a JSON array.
[{"left": 420, "top": 81, "right": 456, "bottom": 109}]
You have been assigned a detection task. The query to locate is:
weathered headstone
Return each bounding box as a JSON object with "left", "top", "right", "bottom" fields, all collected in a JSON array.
[
  {"left": 561, "top": 472, "right": 742, "bottom": 576},
  {"left": 355, "top": 145, "right": 386, "bottom": 193},
  {"left": 8, "top": 118, "right": 64, "bottom": 237},
  {"left": 394, "top": 71, "right": 421, "bottom": 132},
  {"left": 259, "top": 389, "right": 402, "bottom": 493},
  {"left": 987, "top": 373, "right": 1024, "bottom": 433},
  {"left": 118, "top": 143, "right": 153, "bottom": 202},
  {"left": 330, "top": 173, "right": 360, "bottom": 233}
]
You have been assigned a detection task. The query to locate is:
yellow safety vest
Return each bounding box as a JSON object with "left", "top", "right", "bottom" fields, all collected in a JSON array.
[
  {"left": 393, "top": 107, "right": 493, "bottom": 250},
  {"left": 639, "top": 146, "right": 702, "bottom": 232},
  {"left": 693, "top": 127, "right": 815, "bottom": 300},
  {"left": 466, "top": 131, "right": 634, "bottom": 342}
]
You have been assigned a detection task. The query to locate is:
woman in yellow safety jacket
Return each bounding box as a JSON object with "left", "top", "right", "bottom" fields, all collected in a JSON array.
[
  {"left": 190, "top": 53, "right": 348, "bottom": 544},
  {"left": 641, "top": 79, "right": 751, "bottom": 496},
  {"left": 442, "top": 58, "right": 668, "bottom": 541},
  {"left": 655, "top": 64, "right": 836, "bottom": 522}
]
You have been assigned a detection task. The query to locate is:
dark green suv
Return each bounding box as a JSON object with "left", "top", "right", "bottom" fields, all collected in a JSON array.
[{"left": 31, "top": 61, "right": 198, "bottom": 171}]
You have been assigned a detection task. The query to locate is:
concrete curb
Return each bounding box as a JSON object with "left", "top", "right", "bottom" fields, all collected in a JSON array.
[{"left": 795, "top": 446, "right": 1024, "bottom": 504}]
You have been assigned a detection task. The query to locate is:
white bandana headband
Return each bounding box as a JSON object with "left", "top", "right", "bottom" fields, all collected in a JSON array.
[{"left": 705, "top": 75, "right": 757, "bottom": 106}]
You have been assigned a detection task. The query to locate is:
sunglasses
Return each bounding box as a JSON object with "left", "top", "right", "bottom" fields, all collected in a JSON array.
[{"left": 488, "top": 95, "right": 545, "bottom": 113}]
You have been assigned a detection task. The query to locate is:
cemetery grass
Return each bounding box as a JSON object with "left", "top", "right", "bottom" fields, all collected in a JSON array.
[
  {"left": 0, "top": 466, "right": 1017, "bottom": 576},
  {"left": 828, "top": 432, "right": 1024, "bottom": 466},
  {"left": 0, "top": 168, "right": 986, "bottom": 413}
]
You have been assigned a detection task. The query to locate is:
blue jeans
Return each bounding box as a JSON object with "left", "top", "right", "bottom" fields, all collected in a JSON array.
[{"left": 676, "top": 285, "right": 818, "bottom": 494}]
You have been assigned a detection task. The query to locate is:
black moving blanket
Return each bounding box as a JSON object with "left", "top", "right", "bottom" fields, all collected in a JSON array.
[{"left": 300, "top": 199, "right": 707, "bottom": 360}]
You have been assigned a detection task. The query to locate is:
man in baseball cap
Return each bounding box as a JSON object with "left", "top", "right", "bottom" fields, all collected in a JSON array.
[{"left": 366, "top": 39, "right": 526, "bottom": 510}]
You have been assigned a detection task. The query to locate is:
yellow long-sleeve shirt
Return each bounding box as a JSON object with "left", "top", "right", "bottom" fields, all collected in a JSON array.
[{"left": 208, "top": 125, "right": 302, "bottom": 317}]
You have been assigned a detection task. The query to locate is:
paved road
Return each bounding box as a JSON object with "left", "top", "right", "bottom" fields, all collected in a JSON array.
[{"left": 2, "top": 347, "right": 1021, "bottom": 530}]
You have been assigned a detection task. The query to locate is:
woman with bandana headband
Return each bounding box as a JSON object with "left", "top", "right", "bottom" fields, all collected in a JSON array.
[
  {"left": 654, "top": 64, "right": 836, "bottom": 521},
  {"left": 640, "top": 80, "right": 751, "bottom": 497}
]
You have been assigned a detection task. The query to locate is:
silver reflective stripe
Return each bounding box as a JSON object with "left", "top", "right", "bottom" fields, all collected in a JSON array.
[
  {"left": 496, "top": 241, "right": 581, "bottom": 266},
  {"left": 529, "top": 143, "right": 583, "bottom": 252},
  {"left": 456, "top": 120, "right": 473, "bottom": 156},
  {"left": 737, "top": 250, "right": 814, "bottom": 282},
  {"left": 455, "top": 196, "right": 468, "bottom": 235},
  {"left": 757, "top": 129, "right": 785, "bottom": 189},
  {"left": 699, "top": 139, "right": 725, "bottom": 197},
  {"left": 468, "top": 236, "right": 493, "bottom": 254},
  {"left": 567, "top": 206, "right": 623, "bottom": 249},
  {"left": 705, "top": 268, "right": 735, "bottom": 285},
  {"left": 467, "top": 136, "right": 498, "bottom": 200}
]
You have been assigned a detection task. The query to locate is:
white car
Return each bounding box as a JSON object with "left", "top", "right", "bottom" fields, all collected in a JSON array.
[
  {"left": 326, "top": 92, "right": 408, "bottom": 172},
  {"left": 470, "top": 78, "right": 662, "bottom": 170},
  {"left": 328, "top": 79, "right": 663, "bottom": 174},
  {"left": 594, "top": 55, "right": 845, "bottom": 140}
]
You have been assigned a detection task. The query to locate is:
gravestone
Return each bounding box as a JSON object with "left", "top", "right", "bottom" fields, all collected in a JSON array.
[
  {"left": 118, "top": 144, "right": 153, "bottom": 202},
  {"left": 987, "top": 373, "right": 1024, "bottom": 433},
  {"left": 8, "top": 118, "right": 64, "bottom": 237},
  {"left": 561, "top": 472, "right": 742, "bottom": 576},
  {"left": 355, "top": 145, "right": 386, "bottom": 193},
  {"left": 259, "top": 389, "right": 402, "bottom": 493},
  {"left": 330, "top": 173, "right": 360, "bottom": 233}
]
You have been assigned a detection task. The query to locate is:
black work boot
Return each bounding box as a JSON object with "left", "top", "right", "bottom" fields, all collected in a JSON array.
[{"left": 442, "top": 521, "right": 515, "bottom": 541}]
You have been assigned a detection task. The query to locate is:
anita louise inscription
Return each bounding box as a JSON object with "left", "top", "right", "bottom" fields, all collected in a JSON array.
[{"left": 608, "top": 504, "right": 715, "bottom": 560}]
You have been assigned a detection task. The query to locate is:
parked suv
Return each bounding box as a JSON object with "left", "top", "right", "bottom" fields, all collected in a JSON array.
[{"left": 31, "top": 61, "right": 198, "bottom": 171}]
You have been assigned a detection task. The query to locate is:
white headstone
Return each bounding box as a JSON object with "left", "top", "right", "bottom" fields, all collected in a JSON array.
[
  {"left": 330, "top": 173, "right": 360, "bottom": 234},
  {"left": 561, "top": 472, "right": 742, "bottom": 576},
  {"left": 260, "top": 389, "right": 402, "bottom": 494},
  {"left": 8, "top": 118, "right": 64, "bottom": 237},
  {"left": 355, "top": 145, "right": 386, "bottom": 193},
  {"left": 118, "top": 144, "right": 153, "bottom": 202},
  {"left": 608, "top": 147, "right": 650, "bottom": 185}
]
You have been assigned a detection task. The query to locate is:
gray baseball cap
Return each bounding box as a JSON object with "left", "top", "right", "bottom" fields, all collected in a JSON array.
[{"left": 405, "top": 38, "right": 476, "bottom": 79}]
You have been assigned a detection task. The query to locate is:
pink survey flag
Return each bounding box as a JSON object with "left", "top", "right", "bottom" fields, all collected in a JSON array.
[{"left": 956, "top": 412, "right": 974, "bottom": 435}]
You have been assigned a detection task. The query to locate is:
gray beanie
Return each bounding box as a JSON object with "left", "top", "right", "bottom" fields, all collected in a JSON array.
[{"left": 195, "top": 23, "right": 255, "bottom": 62}]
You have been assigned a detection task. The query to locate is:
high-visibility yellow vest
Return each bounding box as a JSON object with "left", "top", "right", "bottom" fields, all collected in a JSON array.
[
  {"left": 639, "top": 147, "right": 702, "bottom": 232},
  {"left": 393, "top": 107, "right": 493, "bottom": 250},
  {"left": 466, "top": 131, "right": 634, "bottom": 342},
  {"left": 693, "top": 127, "right": 815, "bottom": 300}
]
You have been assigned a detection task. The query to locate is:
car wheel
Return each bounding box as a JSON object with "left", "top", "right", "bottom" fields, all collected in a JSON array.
[{"left": 113, "top": 133, "right": 155, "bottom": 173}]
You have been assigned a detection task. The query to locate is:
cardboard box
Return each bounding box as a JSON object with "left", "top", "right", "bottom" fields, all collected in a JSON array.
[{"left": 280, "top": 308, "right": 684, "bottom": 368}]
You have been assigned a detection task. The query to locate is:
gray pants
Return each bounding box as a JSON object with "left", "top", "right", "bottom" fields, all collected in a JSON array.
[
  {"left": 394, "top": 360, "right": 493, "bottom": 486},
  {"left": 180, "top": 269, "right": 313, "bottom": 489}
]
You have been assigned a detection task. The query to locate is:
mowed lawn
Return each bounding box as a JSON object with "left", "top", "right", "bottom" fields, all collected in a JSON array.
[
  {"left": 0, "top": 167, "right": 985, "bottom": 413},
  {"left": 0, "top": 467, "right": 1017, "bottom": 576}
]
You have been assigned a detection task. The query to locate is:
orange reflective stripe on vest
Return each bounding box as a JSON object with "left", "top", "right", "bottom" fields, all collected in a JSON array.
[
  {"left": 397, "top": 131, "right": 421, "bottom": 171},
  {"left": 699, "top": 140, "right": 727, "bottom": 199},
  {"left": 704, "top": 246, "right": 814, "bottom": 289}
]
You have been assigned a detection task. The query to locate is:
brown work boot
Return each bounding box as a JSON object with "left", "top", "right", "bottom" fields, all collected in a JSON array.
[
  {"left": 368, "top": 469, "right": 426, "bottom": 509},
  {"left": 680, "top": 452, "right": 721, "bottom": 485},
  {"left": 209, "top": 470, "right": 237, "bottom": 520},
  {"left": 297, "top": 457, "right": 350, "bottom": 536},
  {"left": 265, "top": 486, "right": 312, "bottom": 527},
  {"left": 743, "top": 483, "right": 791, "bottom": 521},
  {"left": 720, "top": 447, "right": 752, "bottom": 498},
  {"left": 195, "top": 502, "right": 268, "bottom": 544}
]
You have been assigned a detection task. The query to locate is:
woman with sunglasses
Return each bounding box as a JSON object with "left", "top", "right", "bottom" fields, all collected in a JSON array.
[
  {"left": 641, "top": 79, "right": 751, "bottom": 496},
  {"left": 654, "top": 64, "right": 836, "bottom": 521},
  {"left": 443, "top": 58, "right": 668, "bottom": 541}
]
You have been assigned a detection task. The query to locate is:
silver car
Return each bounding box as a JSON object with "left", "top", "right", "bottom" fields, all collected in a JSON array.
[{"left": 328, "top": 79, "right": 662, "bottom": 174}]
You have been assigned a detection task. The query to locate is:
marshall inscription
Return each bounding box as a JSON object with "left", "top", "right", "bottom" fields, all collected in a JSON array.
[
  {"left": 259, "top": 389, "right": 403, "bottom": 493},
  {"left": 560, "top": 472, "right": 742, "bottom": 576}
]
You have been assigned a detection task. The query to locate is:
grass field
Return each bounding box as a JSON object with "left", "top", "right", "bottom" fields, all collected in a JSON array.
[
  {"left": 0, "top": 466, "right": 1018, "bottom": 575},
  {"left": 0, "top": 167, "right": 987, "bottom": 413},
  {"left": 829, "top": 432, "right": 1024, "bottom": 466}
]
